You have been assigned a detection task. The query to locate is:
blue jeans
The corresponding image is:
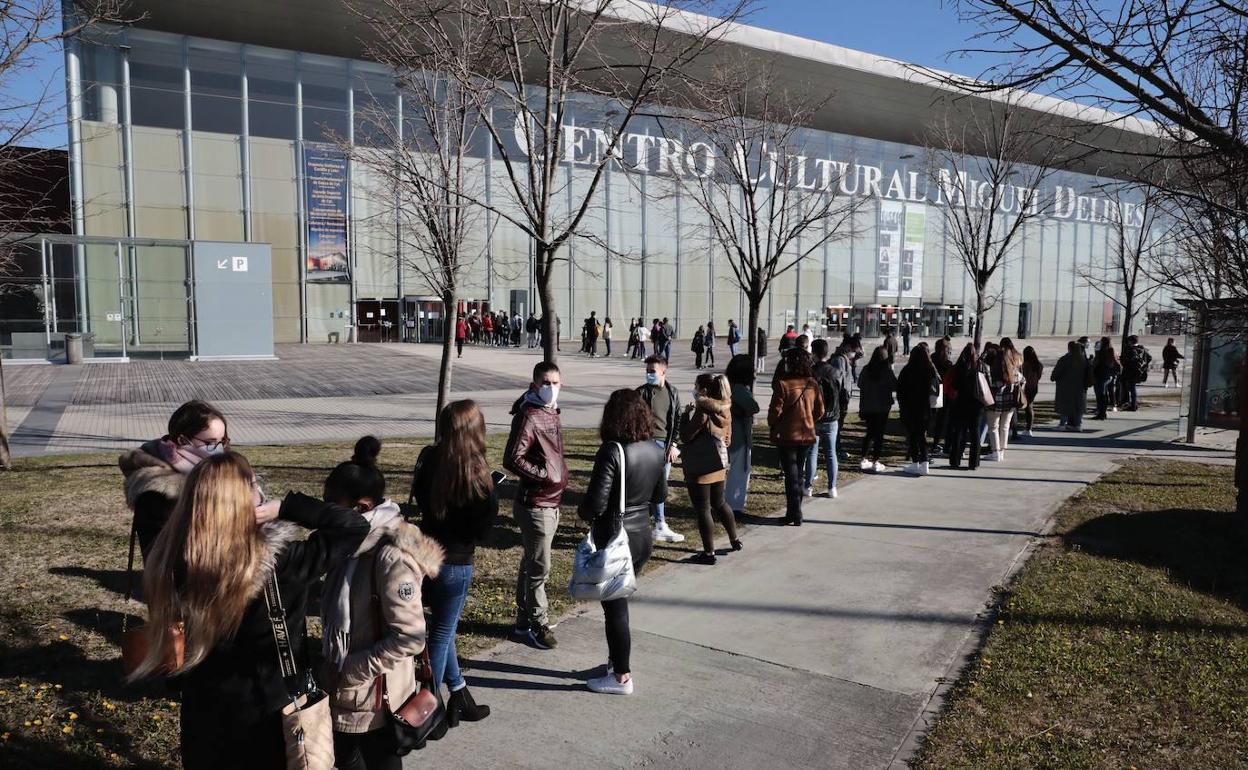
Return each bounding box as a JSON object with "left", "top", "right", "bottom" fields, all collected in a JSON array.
[
  {"left": 805, "top": 421, "right": 839, "bottom": 490},
  {"left": 651, "top": 439, "right": 672, "bottom": 525},
  {"left": 426, "top": 563, "right": 473, "bottom": 694},
  {"left": 728, "top": 342, "right": 738, "bottom": 358}
]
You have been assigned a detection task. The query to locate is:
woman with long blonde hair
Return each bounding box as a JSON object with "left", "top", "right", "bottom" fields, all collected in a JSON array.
[
  {"left": 134, "top": 451, "right": 368, "bottom": 770},
  {"left": 413, "top": 400, "right": 498, "bottom": 725}
]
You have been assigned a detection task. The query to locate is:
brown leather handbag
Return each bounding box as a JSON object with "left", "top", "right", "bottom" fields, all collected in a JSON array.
[
  {"left": 384, "top": 648, "right": 447, "bottom": 754},
  {"left": 120, "top": 524, "right": 185, "bottom": 677}
]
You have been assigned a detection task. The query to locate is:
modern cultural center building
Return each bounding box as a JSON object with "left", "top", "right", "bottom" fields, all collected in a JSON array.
[{"left": 22, "top": 0, "right": 1177, "bottom": 360}]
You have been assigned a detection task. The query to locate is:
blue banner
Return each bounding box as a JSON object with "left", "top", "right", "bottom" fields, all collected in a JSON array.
[{"left": 304, "top": 143, "right": 350, "bottom": 283}]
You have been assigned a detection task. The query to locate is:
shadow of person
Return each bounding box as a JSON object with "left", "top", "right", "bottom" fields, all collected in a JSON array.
[
  {"left": 50, "top": 566, "right": 130, "bottom": 597},
  {"left": 1064, "top": 507, "right": 1248, "bottom": 612}
]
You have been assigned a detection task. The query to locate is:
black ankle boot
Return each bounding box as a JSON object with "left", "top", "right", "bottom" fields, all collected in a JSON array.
[{"left": 447, "top": 686, "right": 491, "bottom": 727}]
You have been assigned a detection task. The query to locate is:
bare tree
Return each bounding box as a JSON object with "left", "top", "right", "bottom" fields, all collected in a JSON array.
[
  {"left": 1073, "top": 183, "right": 1166, "bottom": 348},
  {"left": 661, "top": 62, "right": 862, "bottom": 367},
  {"left": 924, "top": 96, "right": 1061, "bottom": 348},
  {"left": 362, "top": 0, "right": 751, "bottom": 363},
  {"left": 350, "top": 6, "right": 490, "bottom": 437},
  {"left": 0, "top": 0, "right": 128, "bottom": 469}
]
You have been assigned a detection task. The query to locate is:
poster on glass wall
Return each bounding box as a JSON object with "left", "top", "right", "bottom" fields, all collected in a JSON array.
[
  {"left": 901, "top": 204, "right": 926, "bottom": 299},
  {"left": 877, "top": 200, "right": 903, "bottom": 295},
  {"left": 304, "top": 142, "right": 350, "bottom": 283}
]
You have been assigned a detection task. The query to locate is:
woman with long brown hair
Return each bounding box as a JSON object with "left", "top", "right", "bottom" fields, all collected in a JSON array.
[
  {"left": 578, "top": 389, "right": 668, "bottom": 695},
  {"left": 413, "top": 400, "right": 498, "bottom": 725},
  {"left": 133, "top": 451, "right": 368, "bottom": 770}
]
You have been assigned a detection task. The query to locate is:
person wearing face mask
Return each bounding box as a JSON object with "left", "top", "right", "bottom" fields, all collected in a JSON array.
[
  {"left": 119, "top": 400, "right": 231, "bottom": 564},
  {"left": 635, "top": 355, "right": 686, "bottom": 544},
  {"left": 321, "top": 438, "right": 447, "bottom": 769},
  {"left": 503, "top": 361, "right": 569, "bottom": 650}
]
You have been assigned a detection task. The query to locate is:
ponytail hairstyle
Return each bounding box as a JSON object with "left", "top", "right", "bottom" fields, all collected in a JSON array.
[
  {"left": 430, "top": 400, "right": 493, "bottom": 522},
  {"left": 323, "top": 436, "right": 386, "bottom": 509},
  {"left": 133, "top": 452, "right": 264, "bottom": 679}
]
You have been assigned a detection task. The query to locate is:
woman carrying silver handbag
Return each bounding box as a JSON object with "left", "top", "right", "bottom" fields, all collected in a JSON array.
[{"left": 575, "top": 389, "right": 669, "bottom": 695}]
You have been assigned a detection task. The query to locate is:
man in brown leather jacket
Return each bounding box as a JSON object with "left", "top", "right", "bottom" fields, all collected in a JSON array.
[{"left": 503, "top": 361, "right": 568, "bottom": 649}]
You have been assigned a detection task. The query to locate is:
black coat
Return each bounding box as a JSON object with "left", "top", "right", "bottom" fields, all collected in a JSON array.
[
  {"left": 578, "top": 440, "right": 667, "bottom": 549},
  {"left": 178, "top": 493, "right": 368, "bottom": 770},
  {"left": 896, "top": 362, "right": 937, "bottom": 422}
]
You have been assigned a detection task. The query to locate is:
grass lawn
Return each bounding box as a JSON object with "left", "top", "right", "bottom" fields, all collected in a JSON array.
[
  {"left": 0, "top": 409, "right": 916, "bottom": 769},
  {"left": 912, "top": 458, "right": 1247, "bottom": 769}
]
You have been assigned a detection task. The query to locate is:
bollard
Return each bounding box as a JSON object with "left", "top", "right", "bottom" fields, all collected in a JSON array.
[{"left": 65, "top": 333, "right": 84, "bottom": 365}]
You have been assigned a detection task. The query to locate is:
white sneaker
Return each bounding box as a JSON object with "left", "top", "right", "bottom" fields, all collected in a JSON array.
[
  {"left": 986, "top": 452, "right": 1001, "bottom": 462},
  {"left": 918, "top": 461, "right": 929, "bottom": 476},
  {"left": 1026, "top": 429, "right": 1033, "bottom": 438},
  {"left": 587, "top": 674, "right": 634, "bottom": 695},
  {"left": 872, "top": 461, "right": 887, "bottom": 473},
  {"left": 827, "top": 487, "right": 838, "bottom": 499},
  {"left": 903, "top": 462, "right": 921, "bottom": 476},
  {"left": 859, "top": 459, "right": 873, "bottom": 471},
  {"left": 803, "top": 486, "right": 813, "bottom": 498},
  {"left": 653, "top": 523, "right": 686, "bottom": 543}
]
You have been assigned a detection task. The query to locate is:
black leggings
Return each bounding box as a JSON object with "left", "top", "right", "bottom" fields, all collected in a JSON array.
[
  {"left": 595, "top": 511, "right": 653, "bottom": 676},
  {"left": 688, "top": 480, "right": 740, "bottom": 553},
  {"left": 947, "top": 407, "right": 983, "bottom": 469},
  {"left": 333, "top": 728, "right": 401, "bottom": 770},
  {"left": 904, "top": 413, "right": 928, "bottom": 462},
  {"left": 861, "top": 412, "right": 888, "bottom": 460},
  {"left": 777, "top": 446, "right": 807, "bottom": 523}
]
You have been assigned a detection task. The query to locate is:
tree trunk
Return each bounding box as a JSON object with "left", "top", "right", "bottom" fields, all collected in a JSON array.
[
  {"left": 0, "top": 355, "right": 11, "bottom": 470},
  {"left": 435, "top": 291, "right": 456, "bottom": 441},
  {"left": 1120, "top": 292, "right": 1135, "bottom": 350},
  {"left": 1238, "top": 350, "right": 1247, "bottom": 518},
  {"left": 974, "top": 286, "right": 988, "bottom": 349},
  {"left": 536, "top": 246, "right": 559, "bottom": 365},
  {"left": 746, "top": 294, "right": 762, "bottom": 392}
]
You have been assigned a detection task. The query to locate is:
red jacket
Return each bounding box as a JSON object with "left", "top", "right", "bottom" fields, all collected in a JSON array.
[{"left": 455, "top": 319, "right": 468, "bottom": 340}]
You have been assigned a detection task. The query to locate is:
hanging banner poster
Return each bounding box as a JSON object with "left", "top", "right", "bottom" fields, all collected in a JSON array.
[
  {"left": 901, "top": 203, "right": 926, "bottom": 299},
  {"left": 304, "top": 143, "right": 350, "bottom": 283},
  {"left": 877, "top": 200, "right": 903, "bottom": 295}
]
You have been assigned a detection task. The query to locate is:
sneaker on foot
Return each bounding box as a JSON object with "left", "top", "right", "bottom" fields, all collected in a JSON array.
[
  {"left": 872, "top": 461, "right": 887, "bottom": 473},
  {"left": 653, "top": 522, "right": 686, "bottom": 543},
  {"left": 1026, "top": 429, "right": 1033, "bottom": 437},
  {"left": 859, "top": 459, "right": 873, "bottom": 471},
  {"left": 826, "top": 487, "right": 838, "bottom": 499},
  {"left": 510, "top": 625, "right": 529, "bottom": 640},
  {"left": 528, "top": 625, "right": 557, "bottom": 650},
  {"left": 803, "top": 486, "right": 813, "bottom": 498},
  {"left": 587, "top": 674, "right": 634, "bottom": 695},
  {"left": 918, "top": 461, "right": 929, "bottom": 476},
  {"left": 689, "top": 552, "right": 717, "bottom": 565},
  {"left": 903, "top": 462, "right": 922, "bottom": 476}
]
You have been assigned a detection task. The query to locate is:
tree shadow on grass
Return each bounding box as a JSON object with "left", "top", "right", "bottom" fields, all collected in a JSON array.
[{"left": 1064, "top": 507, "right": 1248, "bottom": 612}]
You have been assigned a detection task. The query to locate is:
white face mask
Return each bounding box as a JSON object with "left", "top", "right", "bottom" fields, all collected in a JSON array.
[
  {"left": 537, "top": 383, "right": 560, "bottom": 406},
  {"left": 187, "top": 443, "right": 225, "bottom": 460}
]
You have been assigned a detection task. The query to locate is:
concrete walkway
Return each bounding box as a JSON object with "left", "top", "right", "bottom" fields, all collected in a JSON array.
[{"left": 411, "top": 405, "right": 1231, "bottom": 770}]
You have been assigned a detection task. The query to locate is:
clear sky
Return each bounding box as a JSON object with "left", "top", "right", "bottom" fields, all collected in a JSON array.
[{"left": 13, "top": 1, "right": 1002, "bottom": 149}]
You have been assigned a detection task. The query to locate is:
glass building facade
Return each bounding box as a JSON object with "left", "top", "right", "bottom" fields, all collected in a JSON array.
[{"left": 64, "top": 25, "right": 1174, "bottom": 350}]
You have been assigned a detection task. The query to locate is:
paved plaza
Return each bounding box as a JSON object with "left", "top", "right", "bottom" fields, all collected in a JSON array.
[{"left": 5, "top": 334, "right": 1184, "bottom": 457}]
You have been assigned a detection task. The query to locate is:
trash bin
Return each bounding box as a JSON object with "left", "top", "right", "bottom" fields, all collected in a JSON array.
[{"left": 65, "top": 333, "right": 84, "bottom": 364}]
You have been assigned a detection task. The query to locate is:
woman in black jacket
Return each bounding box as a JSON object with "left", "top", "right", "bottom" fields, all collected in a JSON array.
[
  {"left": 577, "top": 389, "right": 667, "bottom": 696},
  {"left": 929, "top": 338, "right": 953, "bottom": 455},
  {"left": 119, "top": 400, "right": 230, "bottom": 562},
  {"left": 415, "top": 401, "right": 498, "bottom": 725},
  {"left": 896, "top": 343, "right": 938, "bottom": 476},
  {"left": 131, "top": 451, "right": 368, "bottom": 770},
  {"left": 947, "top": 343, "right": 985, "bottom": 471}
]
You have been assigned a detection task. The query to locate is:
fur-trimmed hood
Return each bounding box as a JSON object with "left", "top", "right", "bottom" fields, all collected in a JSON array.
[
  {"left": 694, "top": 392, "right": 732, "bottom": 417},
  {"left": 380, "top": 521, "right": 445, "bottom": 578},
  {"left": 248, "top": 519, "right": 304, "bottom": 599},
  {"left": 118, "top": 444, "right": 184, "bottom": 509}
]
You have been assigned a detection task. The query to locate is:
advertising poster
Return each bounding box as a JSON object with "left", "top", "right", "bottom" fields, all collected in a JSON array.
[
  {"left": 304, "top": 143, "right": 350, "bottom": 283},
  {"left": 901, "top": 204, "right": 926, "bottom": 299},
  {"left": 877, "top": 200, "right": 903, "bottom": 294},
  {"left": 1199, "top": 335, "right": 1245, "bottom": 429}
]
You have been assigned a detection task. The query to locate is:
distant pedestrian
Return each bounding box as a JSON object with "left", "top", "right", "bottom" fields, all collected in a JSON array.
[
  {"left": 120, "top": 400, "right": 231, "bottom": 565},
  {"left": 584, "top": 312, "right": 601, "bottom": 357},
  {"left": 503, "top": 362, "right": 568, "bottom": 650},
  {"left": 901, "top": 319, "right": 912, "bottom": 356},
  {"left": 984, "top": 345, "right": 1022, "bottom": 462},
  {"left": 1051, "top": 340, "right": 1091, "bottom": 431},
  {"left": 456, "top": 315, "right": 469, "bottom": 358},
  {"left": 947, "top": 343, "right": 986, "bottom": 469},
  {"left": 1091, "top": 338, "right": 1122, "bottom": 420},
  {"left": 650, "top": 319, "right": 668, "bottom": 363},
  {"left": 636, "top": 356, "right": 685, "bottom": 544},
  {"left": 1019, "top": 346, "right": 1044, "bottom": 437},
  {"left": 883, "top": 330, "right": 899, "bottom": 365},
  {"left": 929, "top": 338, "right": 953, "bottom": 455},
  {"left": 691, "top": 325, "right": 707, "bottom": 369},
  {"left": 680, "top": 373, "right": 742, "bottom": 562},
  {"left": 755, "top": 327, "right": 768, "bottom": 373},
  {"left": 727, "top": 320, "right": 741, "bottom": 358},
  {"left": 603, "top": 317, "right": 614, "bottom": 357},
  {"left": 897, "top": 343, "right": 937, "bottom": 476},
  {"left": 768, "top": 349, "right": 823, "bottom": 526},
  {"left": 662, "top": 317, "right": 675, "bottom": 362},
  {"left": 778, "top": 325, "right": 798, "bottom": 353},
  {"left": 704, "top": 322, "right": 717, "bottom": 369},
  {"left": 810, "top": 338, "right": 846, "bottom": 497},
  {"left": 526, "top": 312, "right": 540, "bottom": 348},
  {"left": 626, "top": 319, "right": 638, "bottom": 359},
  {"left": 634, "top": 322, "right": 649, "bottom": 359},
  {"left": 578, "top": 389, "right": 667, "bottom": 695},
  {"left": 1119, "top": 335, "right": 1152, "bottom": 411},
  {"left": 724, "top": 355, "right": 759, "bottom": 517},
  {"left": 413, "top": 403, "right": 497, "bottom": 726},
  {"left": 1162, "top": 337, "right": 1183, "bottom": 387},
  {"left": 857, "top": 346, "right": 897, "bottom": 473}
]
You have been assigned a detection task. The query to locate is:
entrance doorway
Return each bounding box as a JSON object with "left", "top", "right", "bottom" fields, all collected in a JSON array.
[{"left": 354, "top": 300, "right": 400, "bottom": 342}]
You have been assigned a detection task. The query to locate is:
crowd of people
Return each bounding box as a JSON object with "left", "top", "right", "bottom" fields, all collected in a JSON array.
[{"left": 117, "top": 322, "right": 1176, "bottom": 768}]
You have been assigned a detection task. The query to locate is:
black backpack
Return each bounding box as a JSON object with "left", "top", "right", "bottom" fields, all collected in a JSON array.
[{"left": 814, "top": 362, "right": 842, "bottom": 422}]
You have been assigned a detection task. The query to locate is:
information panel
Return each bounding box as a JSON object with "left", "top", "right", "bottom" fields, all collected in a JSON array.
[{"left": 192, "top": 242, "right": 275, "bottom": 359}]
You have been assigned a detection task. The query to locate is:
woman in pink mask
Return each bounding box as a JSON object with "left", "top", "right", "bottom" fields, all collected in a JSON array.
[{"left": 119, "top": 400, "right": 230, "bottom": 563}]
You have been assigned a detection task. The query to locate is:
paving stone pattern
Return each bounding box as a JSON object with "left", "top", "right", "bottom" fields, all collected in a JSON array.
[{"left": 3, "top": 363, "right": 57, "bottom": 407}]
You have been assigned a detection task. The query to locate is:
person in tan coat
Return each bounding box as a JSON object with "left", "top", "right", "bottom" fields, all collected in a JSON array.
[
  {"left": 768, "top": 350, "right": 824, "bottom": 525},
  {"left": 318, "top": 443, "right": 447, "bottom": 768},
  {"left": 679, "top": 373, "right": 742, "bottom": 564}
]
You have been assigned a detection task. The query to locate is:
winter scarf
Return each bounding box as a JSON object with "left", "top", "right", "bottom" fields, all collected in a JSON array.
[
  {"left": 321, "top": 500, "right": 404, "bottom": 670},
  {"left": 146, "top": 437, "right": 213, "bottom": 474}
]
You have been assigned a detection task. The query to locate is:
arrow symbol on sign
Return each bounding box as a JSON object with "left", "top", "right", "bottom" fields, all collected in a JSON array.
[{"left": 216, "top": 259, "right": 228, "bottom": 269}]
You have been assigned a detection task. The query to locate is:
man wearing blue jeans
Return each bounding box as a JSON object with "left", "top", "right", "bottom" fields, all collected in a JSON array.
[
  {"left": 808, "top": 338, "right": 845, "bottom": 497},
  {"left": 637, "top": 355, "right": 685, "bottom": 542}
]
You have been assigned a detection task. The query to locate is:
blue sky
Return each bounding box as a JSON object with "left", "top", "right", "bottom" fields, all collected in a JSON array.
[{"left": 13, "top": 1, "right": 998, "bottom": 149}]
